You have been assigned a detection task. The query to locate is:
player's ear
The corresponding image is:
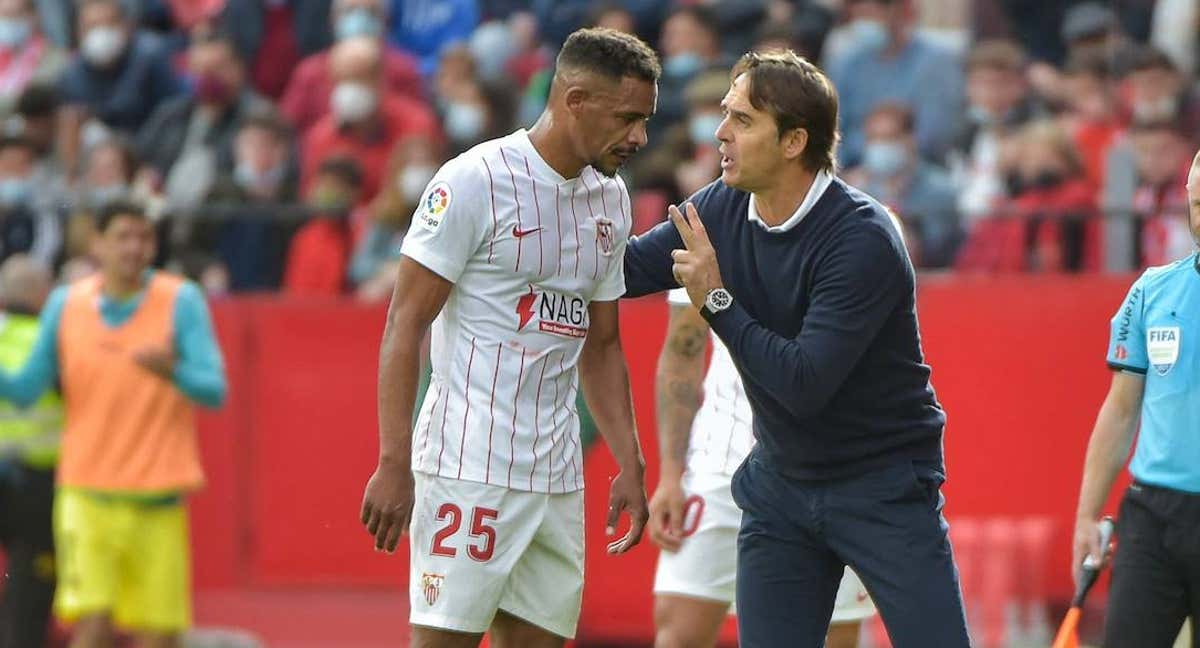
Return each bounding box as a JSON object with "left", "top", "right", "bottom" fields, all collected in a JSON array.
[
  {"left": 781, "top": 127, "right": 808, "bottom": 163},
  {"left": 564, "top": 86, "right": 590, "bottom": 117}
]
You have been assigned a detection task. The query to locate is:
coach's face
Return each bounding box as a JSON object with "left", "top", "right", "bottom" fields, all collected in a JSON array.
[
  {"left": 568, "top": 74, "right": 656, "bottom": 177},
  {"left": 716, "top": 74, "right": 807, "bottom": 192}
]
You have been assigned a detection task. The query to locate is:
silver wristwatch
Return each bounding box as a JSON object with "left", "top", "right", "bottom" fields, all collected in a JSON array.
[{"left": 701, "top": 288, "right": 733, "bottom": 319}]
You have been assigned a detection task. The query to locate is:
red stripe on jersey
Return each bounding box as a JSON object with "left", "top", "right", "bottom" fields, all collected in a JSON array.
[
  {"left": 581, "top": 170, "right": 601, "bottom": 280},
  {"left": 506, "top": 347, "right": 527, "bottom": 488},
  {"left": 455, "top": 338, "right": 478, "bottom": 479},
  {"left": 569, "top": 185, "right": 581, "bottom": 278},
  {"left": 557, "top": 353, "right": 578, "bottom": 490},
  {"left": 616, "top": 175, "right": 630, "bottom": 232},
  {"left": 485, "top": 343, "right": 503, "bottom": 482},
  {"left": 482, "top": 158, "right": 499, "bottom": 264},
  {"left": 531, "top": 352, "right": 550, "bottom": 491},
  {"left": 555, "top": 185, "right": 563, "bottom": 276},
  {"left": 500, "top": 147, "right": 523, "bottom": 272},
  {"left": 549, "top": 351, "right": 563, "bottom": 490},
  {"left": 524, "top": 156, "right": 544, "bottom": 275},
  {"left": 418, "top": 381, "right": 441, "bottom": 468}
]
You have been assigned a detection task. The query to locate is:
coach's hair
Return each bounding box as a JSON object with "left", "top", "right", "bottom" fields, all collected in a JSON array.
[
  {"left": 555, "top": 28, "right": 661, "bottom": 83},
  {"left": 731, "top": 49, "right": 839, "bottom": 173}
]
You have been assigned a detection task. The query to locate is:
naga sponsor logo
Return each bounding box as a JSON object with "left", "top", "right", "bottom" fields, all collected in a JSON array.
[
  {"left": 516, "top": 286, "right": 588, "bottom": 338},
  {"left": 1116, "top": 286, "right": 1141, "bottom": 343}
]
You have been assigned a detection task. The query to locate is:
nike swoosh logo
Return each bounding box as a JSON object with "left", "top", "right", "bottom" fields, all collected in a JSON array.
[{"left": 513, "top": 226, "right": 543, "bottom": 239}]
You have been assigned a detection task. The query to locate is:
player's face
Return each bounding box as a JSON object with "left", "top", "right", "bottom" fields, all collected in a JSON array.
[
  {"left": 98, "top": 216, "right": 155, "bottom": 283},
  {"left": 716, "top": 74, "right": 796, "bottom": 192},
  {"left": 575, "top": 76, "right": 656, "bottom": 177}
]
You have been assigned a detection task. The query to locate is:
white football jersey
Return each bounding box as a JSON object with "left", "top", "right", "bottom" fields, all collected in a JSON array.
[
  {"left": 667, "top": 289, "right": 755, "bottom": 475},
  {"left": 402, "top": 130, "right": 630, "bottom": 494}
]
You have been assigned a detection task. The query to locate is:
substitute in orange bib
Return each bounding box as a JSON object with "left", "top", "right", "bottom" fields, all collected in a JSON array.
[{"left": 0, "top": 201, "right": 227, "bottom": 648}]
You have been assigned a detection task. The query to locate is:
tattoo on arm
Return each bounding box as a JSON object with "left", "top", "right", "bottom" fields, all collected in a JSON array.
[
  {"left": 668, "top": 323, "right": 707, "bottom": 359},
  {"left": 656, "top": 319, "right": 707, "bottom": 465}
]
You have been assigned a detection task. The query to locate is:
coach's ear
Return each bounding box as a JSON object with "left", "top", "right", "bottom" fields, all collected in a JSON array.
[{"left": 781, "top": 127, "right": 808, "bottom": 163}]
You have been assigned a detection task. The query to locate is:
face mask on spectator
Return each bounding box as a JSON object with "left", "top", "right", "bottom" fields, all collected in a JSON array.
[
  {"left": 687, "top": 113, "right": 723, "bottom": 147},
  {"left": 81, "top": 26, "right": 127, "bottom": 67},
  {"left": 331, "top": 82, "right": 378, "bottom": 124},
  {"left": 0, "top": 17, "right": 32, "bottom": 48},
  {"left": 398, "top": 164, "right": 435, "bottom": 203},
  {"left": 1132, "top": 95, "right": 1179, "bottom": 123},
  {"left": 0, "top": 177, "right": 30, "bottom": 207},
  {"left": 849, "top": 19, "right": 889, "bottom": 52},
  {"left": 1029, "top": 169, "right": 1066, "bottom": 190},
  {"left": 86, "top": 183, "right": 129, "bottom": 207},
  {"left": 195, "top": 73, "right": 235, "bottom": 105},
  {"left": 968, "top": 105, "right": 996, "bottom": 126},
  {"left": 235, "top": 162, "right": 284, "bottom": 194},
  {"left": 336, "top": 9, "right": 383, "bottom": 40},
  {"left": 444, "top": 102, "right": 486, "bottom": 143},
  {"left": 863, "top": 140, "right": 908, "bottom": 177},
  {"left": 663, "top": 52, "right": 704, "bottom": 78}
]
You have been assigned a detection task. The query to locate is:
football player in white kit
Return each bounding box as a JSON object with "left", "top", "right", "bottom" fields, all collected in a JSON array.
[
  {"left": 359, "top": 29, "right": 660, "bottom": 648},
  {"left": 650, "top": 290, "right": 877, "bottom": 648}
]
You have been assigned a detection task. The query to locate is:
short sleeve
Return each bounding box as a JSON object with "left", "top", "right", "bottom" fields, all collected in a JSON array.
[
  {"left": 399, "top": 157, "right": 491, "bottom": 283},
  {"left": 592, "top": 182, "right": 630, "bottom": 302},
  {"left": 1107, "top": 275, "right": 1149, "bottom": 373}
]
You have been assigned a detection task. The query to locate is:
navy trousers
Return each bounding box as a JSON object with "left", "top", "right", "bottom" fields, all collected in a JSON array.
[{"left": 732, "top": 455, "right": 971, "bottom": 647}]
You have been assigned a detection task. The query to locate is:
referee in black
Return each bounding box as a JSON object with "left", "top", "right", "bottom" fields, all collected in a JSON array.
[{"left": 623, "top": 50, "right": 970, "bottom": 647}]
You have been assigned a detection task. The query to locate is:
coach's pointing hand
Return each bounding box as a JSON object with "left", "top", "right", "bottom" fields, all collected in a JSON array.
[
  {"left": 361, "top": 459, "right": 415, "bottom": 553},
  {"left": 669, "top": 203, "right": 723, "bottom": 310}
]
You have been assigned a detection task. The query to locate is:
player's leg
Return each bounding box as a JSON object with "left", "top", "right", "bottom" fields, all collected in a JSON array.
[
  {"left": 824, "top": 461, "right": 969, "bottom": 648},
  {"left": 652, "top": 471, "right": 737, "bottom": 648},
  {"left": 824, "top": 622, "right": 860, "bottom": 648},
  {"left": 409, "top": 473, "right": 542, "bottom": 646},
  {"left": 55, "top": 490, "right": 120, "bottom": 648},
  {"left": 1104, "top": 485, "right": 1189, "bottom": 648},
  {"left": 825, "top": 567, "right": 874, "bottom": 648},
  {"left": 730, "top": 457, "right": 842, "bottom": 647},
  {"left": 70, "top": 614, "right": 115, "bottom": 648},
  {"left": 492, "top": 488, "right": 585, "bottom": 647},
  {"left": 120, "top": 500, "right": 190, "bottom": 648}
]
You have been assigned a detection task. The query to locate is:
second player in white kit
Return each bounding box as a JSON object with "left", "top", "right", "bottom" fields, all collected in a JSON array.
[
  {"left": 360, "top": 28, "right": 662, "bottom": 648},
  {"left": 652, "top": 289, "right": 876, "bottom": 647}
]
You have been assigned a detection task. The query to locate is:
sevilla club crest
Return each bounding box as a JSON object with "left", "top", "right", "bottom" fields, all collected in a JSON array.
[
  {"left": 595, "top": 217, "right": 616, "bottom": 256},
  {"left": 421, "top": 572, "right": 445, "bottom": 606}
]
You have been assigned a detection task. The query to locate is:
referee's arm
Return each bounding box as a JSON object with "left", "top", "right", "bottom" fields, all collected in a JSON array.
[{"left": 707, "top": 226, "right": 904, "bottom": 418}]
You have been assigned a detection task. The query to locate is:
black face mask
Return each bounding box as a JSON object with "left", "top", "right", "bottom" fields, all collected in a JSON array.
[
  {"left": 1030, "top": 170, "right": 1066, "bottom": 190},
  {"left": 1005, "top": 172, "right": 1024, "bottom": 197}
]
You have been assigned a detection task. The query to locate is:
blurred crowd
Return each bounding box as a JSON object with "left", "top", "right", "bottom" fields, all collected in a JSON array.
[{"left": 0, "top": 0, "right": 1193, "bottom": 299}]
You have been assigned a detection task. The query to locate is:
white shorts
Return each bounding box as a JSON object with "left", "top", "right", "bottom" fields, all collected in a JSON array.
[
  {"left": 653, "top": 470, "right": 876, "bottom": 624},
  {"left": 409, "top": 471, "right": 585, "bottom": 638}
]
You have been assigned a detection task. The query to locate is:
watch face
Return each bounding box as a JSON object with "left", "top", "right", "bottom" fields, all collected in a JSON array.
[{"left": 709, "top": 289, "right": 732, "bottom": 310}]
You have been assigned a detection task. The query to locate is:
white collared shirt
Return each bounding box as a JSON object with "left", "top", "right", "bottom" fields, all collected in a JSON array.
[{"left": 747, "top": 169, "right": 834, "bottom": 233}]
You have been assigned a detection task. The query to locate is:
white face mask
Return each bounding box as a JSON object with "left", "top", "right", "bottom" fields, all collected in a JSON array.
[
  {"left": 81, "top": 26, "right": 127, "bottom": 67},
  {"left": 331, "top": 81, "right": 378, "bottom": 123},
  {"left": 0, "top": 17, "right": 32, "bottom": 48},
  {"left": 398, "top": 164, "right": 435, "bottom": 203},
  {"left": 444, "top": 102, "right": 486, "bottom": 143}
]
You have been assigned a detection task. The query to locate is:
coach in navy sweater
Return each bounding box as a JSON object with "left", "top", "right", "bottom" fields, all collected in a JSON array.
[{"left": 623, "top": 51, "right": 970, "bottom": 647}]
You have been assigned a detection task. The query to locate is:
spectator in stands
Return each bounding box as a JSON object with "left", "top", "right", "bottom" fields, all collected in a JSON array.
[
  {"left": 1060, "top": 2, "right": 1140, "bottom": 77},
  {"left": 628, "top": 70, "right": 724, "bottom": 207},
  {"left": 280, "top": 0, "right": 422, "bottom": 136},
  {"left": 285, "top": 156, "right": 362, "bottom": 296},
  {"left": 846, "top": 103, "right": 960, "bottom": 267},
  {"left": 136, "top": 29, "right": 271, "bottom": 210},
  {"left": 0, "top": 0, "right": 67, "bottom": 116},
  {"left": 1060, "top": 53, "right": 1123, "bottom": 193},
  {"left": 56, "top": 0, "right": 183, "bottom": 174},
  {"left": 387, "top": 0, "right": 478, "bottom": 77},
  {"left": 958, "top": 120, "right": 1097, "bottom": 273},
  {"left": 589, "top": 2, "right": 635, "bottom": 34},
  {"left": 202, "top": 110, "right": 299, "bottom": 293},
  {"left": 349, "top": 134, "right": 438, "bottom": 286},
  {"left": 1124, "top": 47, "right": 1200, "bottom": 137},
  {"left": 12, "top": 85, "right": 68, "bottom": 215},
  {"left": 951, "top": 39, "right": 1042, "bottom": 224},
  {"left": 654, "top": 6, "right": 723, "bottom": 142},
  {"left": 0, "top": 134, "right": 59, "bottom": 268},
  {"left": 219, "top": 0, "right": 333, "bottom": 100},
  {"left": 827, "top": 0, "right": 963, "bottom": 167},
  {"left": 1128, "top": 119, "right": 1195, "bottom": 266},
  {"left": 1150, "top": 0, "right": 1198, "bottom": 77},
  {"left": 302, "top": 36, "right": 438, "bottom": 205},
  {"left": 64, "top": 135, "right": 136, "bottom": 262}
]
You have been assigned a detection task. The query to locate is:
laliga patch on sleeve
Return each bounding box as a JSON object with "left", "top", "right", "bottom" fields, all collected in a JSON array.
[{"left": 417, "top": 181, "right": 453, "bottom": 232}]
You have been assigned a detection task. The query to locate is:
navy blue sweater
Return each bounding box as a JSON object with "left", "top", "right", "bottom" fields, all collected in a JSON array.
[{"left": 624, "top": 178, "right": 946, "bottom": 479}]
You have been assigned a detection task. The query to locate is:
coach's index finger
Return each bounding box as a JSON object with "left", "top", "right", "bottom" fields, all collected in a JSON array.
[
  {"left": 669, "top": 204, "right": 697, "bottom": 250},
  {"left": 682, "top": 202, "right": 711, "bottom": 248}
]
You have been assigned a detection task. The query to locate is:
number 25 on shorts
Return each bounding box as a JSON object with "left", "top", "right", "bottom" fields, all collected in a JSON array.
[{"left": 431, "top": 504, "right": 499, "bottom": 562}]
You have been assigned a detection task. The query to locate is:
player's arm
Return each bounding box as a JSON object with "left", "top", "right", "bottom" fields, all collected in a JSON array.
[
  {"left": 580, "top": 298, "right": 648, "bottom": 555},
  {"left": 650, "top": 300, "right": 707, "bottom": 552},
  {"left": 166, "top": 283, "right": 228, "bottom": 409},
  {"left": 362, "top": 257, "right": 452, "bottom": 553},
  {"left": 0, "top": 286, "right": 65, "bottom": 408}
]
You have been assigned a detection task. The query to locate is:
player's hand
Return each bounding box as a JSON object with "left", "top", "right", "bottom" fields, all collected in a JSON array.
[
  {"left": 648, "top": 477, "right": 687, "bottom": 552},
  {"left": 669, "top": 202, "right": 723, "bottom": 309},
  {"left": 1071, "top": 516, "right": 1110, "bottom": 582},
  {"left": 360, "top": 460, "right": 415, "bottom": 554},
  {"left": 133, "top": 345, "right": 176, "bottom": 380},
  {"left": 606, "top": 465, "right": 648, "bottom": 555}
]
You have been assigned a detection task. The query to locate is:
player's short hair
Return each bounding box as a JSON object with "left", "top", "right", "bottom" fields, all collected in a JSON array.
[
  {"left": 555, "top": 28, "right": 661, "bottom": 84},
  {"left": 731, "top": 49, "right": 839, "bottom": 173},
  {"left": 95, "top": 200, "right": 148, "bottom": 233}
]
